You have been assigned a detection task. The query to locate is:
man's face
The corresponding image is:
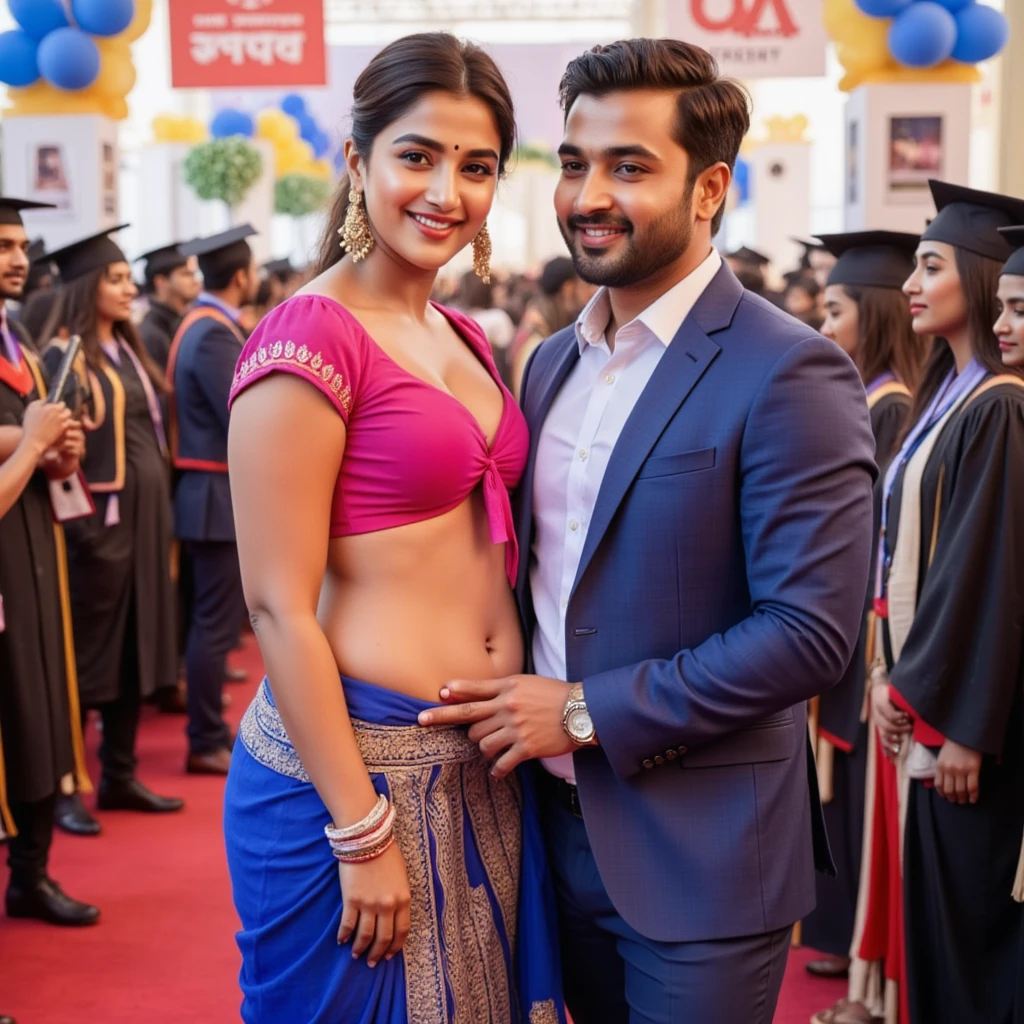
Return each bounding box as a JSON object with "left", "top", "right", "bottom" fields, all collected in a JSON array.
[
  {"left": 168, "top": 260, "right": 201, "bottom": 305},
  {"left": 0, "top": 224, "right": 32, "bottom": 301},
  {"left": 554, "top": 90, "right": 696, "bottom": 289}
]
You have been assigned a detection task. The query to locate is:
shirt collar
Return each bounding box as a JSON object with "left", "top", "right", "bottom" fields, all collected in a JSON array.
[
  {"left": 198, "top": 292, "right": 241, "bottom": 323},
  {"left": 574, "top": 247, "right": 722, "bottom": 354}
]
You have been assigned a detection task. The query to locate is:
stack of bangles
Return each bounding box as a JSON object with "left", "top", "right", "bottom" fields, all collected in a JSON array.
[{"left": 325, "top": 794, "right": 396, "bottom": 863}]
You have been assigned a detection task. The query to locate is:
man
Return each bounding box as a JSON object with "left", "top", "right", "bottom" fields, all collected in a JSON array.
[
  {"left": 261, "top": 257, "right": 303, "bottom": 309},
  {"left": 138, "top": 243, "right": 201, "bottom": 372},
  {"left": 420, "top": 39, "right": 876, "bottom": 1021},
  {"left": 0, "top": 197, "right": 98, "bottom": 927},
  {"left": 172, "top": 226, "right": 259, "bottom": 775}
]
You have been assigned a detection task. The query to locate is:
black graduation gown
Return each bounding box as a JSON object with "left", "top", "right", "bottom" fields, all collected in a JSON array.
[
  {"left": 46, "top": 347, "right": 176, "bottom": 706},
  {"left": 886, "top": 379, "right": 1024, "bottom": 1024},
  {"left": 804, "top": 388, "right": 910, "bottom": 957},
  {"left": 139, "top": 301, "right": 182, "bottom": 374},
  {"left": 0, "top": 348, "right": 75, "bottom": 806}
]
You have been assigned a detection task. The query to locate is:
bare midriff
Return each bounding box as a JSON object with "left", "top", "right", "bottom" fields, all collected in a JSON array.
[{"left": 318, "top": 487, "right": 523, "bottom": 704}]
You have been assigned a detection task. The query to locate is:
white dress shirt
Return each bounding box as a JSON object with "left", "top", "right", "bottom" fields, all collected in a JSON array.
[{"left": 530, "top": 247, "right": 722, "bottom": 783}]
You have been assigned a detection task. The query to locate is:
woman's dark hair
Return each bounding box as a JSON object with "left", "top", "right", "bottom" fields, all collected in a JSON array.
[
  {"left": 843, "top": 284, "right": 930, "bottom": 391},
  {"left": 61, "top": 266, "right": 168, "bottom": 393},
  {"left": 559, "top": 39, "right": 751, "bottom": 235},
  {"left": 20, "top": 287, "right": 66, "bottom": 350},
  {"left": 905, "top": 247, "right": 1019, "bottom": 430},
  {"left": 314, "top": 33, "right": 516, "bottom": 276}
]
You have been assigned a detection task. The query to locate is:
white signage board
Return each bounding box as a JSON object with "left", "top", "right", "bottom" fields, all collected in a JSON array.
[{"left": 664, "top": 0, "right": 827, "bottom": 79}]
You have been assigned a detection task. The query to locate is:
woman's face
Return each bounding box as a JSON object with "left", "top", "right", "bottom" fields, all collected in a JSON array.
[
  {"left": 994, "top": 274, "right": 1024, "bottom": 368},
  {"left": 347, "top": 91, "right": 502, "bottom": 276},
  {"left": 903, "top": 240, "right": 967, "bottom": 338},
  {"left": 96, "top": 262, "right": 138, "bottom": 323},
  {"left": 820, "top": 284, "right": 859, "bottom": 357},
  {"left": 784, "top": 284, "right": 815, "bottom": 315}
]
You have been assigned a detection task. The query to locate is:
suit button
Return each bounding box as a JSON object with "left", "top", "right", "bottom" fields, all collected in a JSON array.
[
  {"left": 642, "top": 759, "right": 654, "bottom": 770},
  {"left": 665, "top": 750, "right": 677, "bottom": 761},
  {"left": 654, "top": 755, "right": 665, "bottom": 766},
  {"left": 677, "top": 745, "right": 688, "bottom": 755}
]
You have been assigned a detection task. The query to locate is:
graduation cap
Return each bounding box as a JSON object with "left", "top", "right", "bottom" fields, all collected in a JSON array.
[
  {"left": 816, "top": 231, "right": 919, "bottom": 291},
  {"left": 726, "top": 246, "right": 770, "bottom": 267},
  {"left": 0, "top": 198, "right": 56, "bottom": 227},
  {"left": 998, "top": 226, "right": 1024, "bottom": 278},
  {"left": 137, "top": 242, "right": 190, "bottom": 281},
  {"left": 46, "top": 225, "right": 130, "bottom": 283},
  {"left": 921, "top": 181, "right": 1024, "bottom": 262},
  {"left": 792, "top": 235, "right": 827, "bottom": 253},
  {"left": 181, "top": 224, "right": 257, "bottom": 280},
  {"left": 262, "top": 257, "right": 296, "bottom": 278},
  {"left": 28, "top": 238, "right": 48, "bottom": 264}
]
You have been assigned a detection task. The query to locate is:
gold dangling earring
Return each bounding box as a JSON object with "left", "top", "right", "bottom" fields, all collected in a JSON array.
[
  {"left": 472, "top": 222, "right": 492, "bottom": 284},
  {"left": 339, "top": 188, "right": 374, "bottom": 262}
]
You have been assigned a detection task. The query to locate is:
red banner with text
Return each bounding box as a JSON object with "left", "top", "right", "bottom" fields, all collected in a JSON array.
[{"left": 169, "top": 0, "right": 327, "bottom": 89}]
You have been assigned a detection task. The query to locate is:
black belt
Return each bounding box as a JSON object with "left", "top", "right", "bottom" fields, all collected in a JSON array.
[{"left": 542, "top": 771, "right": 583, "bottom": 819}]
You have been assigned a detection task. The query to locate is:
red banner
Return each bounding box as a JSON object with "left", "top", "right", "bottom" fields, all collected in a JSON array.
[{"left": 169, "top": 0, "right": 327, "bottom": 89}]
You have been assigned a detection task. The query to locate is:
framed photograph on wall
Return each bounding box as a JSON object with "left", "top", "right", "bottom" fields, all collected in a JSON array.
[
  {"left": 888, "top": 116, "right": 943, "bottom": 201},
  {"left": 29, "top": 144, "right": 73, "bottom": 212}
]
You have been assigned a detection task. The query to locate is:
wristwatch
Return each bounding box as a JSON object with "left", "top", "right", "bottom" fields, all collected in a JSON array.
[{"left": 562, "top": 684, "right": 598, "bottom": 746}]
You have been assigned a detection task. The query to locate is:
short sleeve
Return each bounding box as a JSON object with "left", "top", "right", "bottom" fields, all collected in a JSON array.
[{"left": 229, "top": 295, "right": 363, "bottom": 423}]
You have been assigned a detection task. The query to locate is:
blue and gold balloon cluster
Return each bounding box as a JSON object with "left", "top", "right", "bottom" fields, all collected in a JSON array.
[
  {"left": 855, "top": 0, "right": 1008, "bottom": 69},
  {"left": 0, "top": 0, "right": 150, "bottom": 120}
]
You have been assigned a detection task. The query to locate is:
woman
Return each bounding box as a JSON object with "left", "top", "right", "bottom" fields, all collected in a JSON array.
[
  {"left": 872, "top": 182, "right": 1024, "bottom": 1024},
  {"left": 807, "top": 232, "right": 927, "bottom": 1011},
  {"left": 43, "top": 228, "right": 183, "bottom": 826},
  {"left": 224, "top": 33, "right": 563, "bottom": 1024},
  {"left": 996, "top": 225, "right": 1024, "bottom": 370}
]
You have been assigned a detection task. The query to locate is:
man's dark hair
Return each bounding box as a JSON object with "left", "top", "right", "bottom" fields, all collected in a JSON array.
[
  {"left": 559, "top": 39, "right": 751, "bottom": 235},
  {"left": 200, "top": 251, "right": 251, "bottom": 293}
]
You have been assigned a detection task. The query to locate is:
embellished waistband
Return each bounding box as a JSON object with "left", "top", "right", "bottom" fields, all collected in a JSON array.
[{"left": 239, "top": 679, "right": 481, "bottom": 781}]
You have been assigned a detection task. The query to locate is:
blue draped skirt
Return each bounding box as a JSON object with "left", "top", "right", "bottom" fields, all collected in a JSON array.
[{"left": 224, "top": 676, "right": 565, "bottom": 1024}]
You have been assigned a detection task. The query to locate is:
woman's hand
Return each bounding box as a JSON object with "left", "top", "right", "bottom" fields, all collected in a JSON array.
[
  {"left": 870, "top": 681, "right": 912, "bottom": 762},
  {"left": 935, "top": 739, "right": 982, "bottom": 805},
  {"left": 337, "top": 841, "right": 412, "bottom": 968}
]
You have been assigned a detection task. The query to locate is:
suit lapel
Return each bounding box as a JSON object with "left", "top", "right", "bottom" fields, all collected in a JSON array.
[
  {"left": 514, "top": 330, "right": 579, "bottom": 609},
  {"left": 570, "top": 265, "right": 742, "bottom": 596}
]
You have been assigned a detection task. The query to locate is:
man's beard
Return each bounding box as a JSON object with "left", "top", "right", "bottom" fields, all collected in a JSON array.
[
  {"left": 0, "top": 279, "right": 25, "bottom": 303},
  {"left": 558, "top": 189, "right": 694, "bottom": 289}
]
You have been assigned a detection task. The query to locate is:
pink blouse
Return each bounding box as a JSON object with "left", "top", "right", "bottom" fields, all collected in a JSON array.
[{"left": 229, "top": 295, "right": 529, "bottom": 586}]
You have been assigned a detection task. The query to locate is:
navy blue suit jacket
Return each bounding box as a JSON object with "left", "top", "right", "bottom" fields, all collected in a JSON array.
[
  {"left": 173, "top": 313, "right": 242, "bottom": 542},
  {"left": 516, "top": 264, "right": 876, "bottom": 943}
]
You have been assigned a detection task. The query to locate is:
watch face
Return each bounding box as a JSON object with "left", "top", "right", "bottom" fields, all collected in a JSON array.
[{"left": 566, "top": 707, "right": 594, "bottom": 743}]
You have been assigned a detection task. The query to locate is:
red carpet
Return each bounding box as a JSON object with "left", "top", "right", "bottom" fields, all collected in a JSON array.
[{"left": 0, "top": 635, "right": 845, "bottom": 1023}]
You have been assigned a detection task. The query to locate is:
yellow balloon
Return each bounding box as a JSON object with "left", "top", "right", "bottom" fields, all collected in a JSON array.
[
  {"left": 152, "top": 114, "right": 209, "bottom": 144},
  {"left": 310, "top": 159, "right": 333, "bottom": 181},
  {"left": 122, "top": 0, "right": 153, "bottom": 44},
  {"left": 824, "top": 0, "right": 895, "bottom": 90},
  {"left": 6, "top": 82, "right": 105, "bottom": 117},
  {"left": 104, "top": 96, "right": 130, "bottom": 122},
  {"left": 94, "top": 48, "right": 137, "bottom": 99},
  {"left": 258, "top": 109, "right": 299, "bottom": 145}
]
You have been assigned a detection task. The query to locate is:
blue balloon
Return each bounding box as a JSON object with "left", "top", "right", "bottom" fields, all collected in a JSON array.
[
  {"left": 889, "top": 2, "right": 957, "bottom": 67},
  {"left": 298, "top": 114, "right": 320, "bottom": 144},
  {"left": 211, "top": 109, "right": 255, "bottom": 139},
  {"left": 9, "top": 0, "right": 69, "bottom": 41},
  {"left": 38, "top": 27, "right": 100, "bottom": 91},
  {"left": 0, "top": 30, "right": 41, "bottom": 88},
  {"left": 732, "top": 158, "right": 751, "bottom": 205},
  {"left": 854, "top": 0, "right": 913, "bottom": 16},
  {"left": 281, "top": 94, "right": 307, "bottom": 118},
  {"left": 951, "top": 4, "right": 1009, "bottom": 63},
  {"left": 930, "top": 0, "right": 973, "bottom": 11},
  {"left": 70, "top": 0, "right": 136, "bottom": 38},
  {"left": 311, "top": 131, "right": 331, "bottom": 159},
  {"left": 333, "top": 149, "right": 346, "bottom": 173}
]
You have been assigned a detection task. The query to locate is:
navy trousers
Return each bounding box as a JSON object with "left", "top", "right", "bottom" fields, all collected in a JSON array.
[
  {"left": 541, "top": 782, "right": 792, "bottom": 1024},
  {"left": 184, "top": 540, "right": 243, "bottom": 755}
]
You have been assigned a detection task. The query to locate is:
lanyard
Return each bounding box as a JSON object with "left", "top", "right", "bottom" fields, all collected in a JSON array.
[
  {"left": 865, "top": 371, "right": 895, "bottom": 397},
  {"left": 100, "top": 338, "right": 168, "bottom": 456},
  {"left": 0, "top": 309, "right": 21, "bottom": 367}
]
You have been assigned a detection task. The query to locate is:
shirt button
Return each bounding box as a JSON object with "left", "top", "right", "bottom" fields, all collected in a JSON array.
[
  {"left": 569, "top": 519, "right": 579, "bottom": 532},
  {"left": 578, "top": 448, "right": 588, "bottom": 461},
  {"left": 605, "top": 373, "right": 615, "bottom": 384}
]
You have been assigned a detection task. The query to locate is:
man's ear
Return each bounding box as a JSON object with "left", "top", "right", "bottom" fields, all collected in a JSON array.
[{"left": 694, "top": 162, "right": 731, "bottom": 225}]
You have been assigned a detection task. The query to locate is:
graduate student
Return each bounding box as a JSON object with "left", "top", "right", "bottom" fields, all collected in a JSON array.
[
  {"left": 0, "top": 196, "right": 97, "bottom": 927},
  {"left": 805, "top": 232, "right": 928, "bottom": 986},
  {"left": 43, "top": 227, "right": 183, "bottom": 820},
  {"left": 880, "top": 182, "right": 1024, "bottom": 1024},
  {"left": 995, "top": 226, "right": 1024, "bottom": 370}
]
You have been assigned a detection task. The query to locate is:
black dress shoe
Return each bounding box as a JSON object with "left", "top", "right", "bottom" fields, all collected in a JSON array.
[
  {"left": 96, "top": 778, "right": 184, "bottom": 813},
  {"left": 5, "top": 876, "right": 100, "bottom": 927},
  {"left": 806, "top": 956, "right": 851, "bottom": 979},
  {"left": 186, "top": 748, "right": 232, "bottom": 775},
  {"left": 1, "top": 1012, "right": 18, "bottom": 1023},
  {"left": 54, "top": 793, "right": 102, "bottom": 837},
  {"left": 155, "top": 683, "right": 188, "bottom": 715}
]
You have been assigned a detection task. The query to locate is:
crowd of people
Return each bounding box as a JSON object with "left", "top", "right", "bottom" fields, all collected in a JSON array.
[{"left": 1, "top": 29, "right": 1023, "bottom": 1024}]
